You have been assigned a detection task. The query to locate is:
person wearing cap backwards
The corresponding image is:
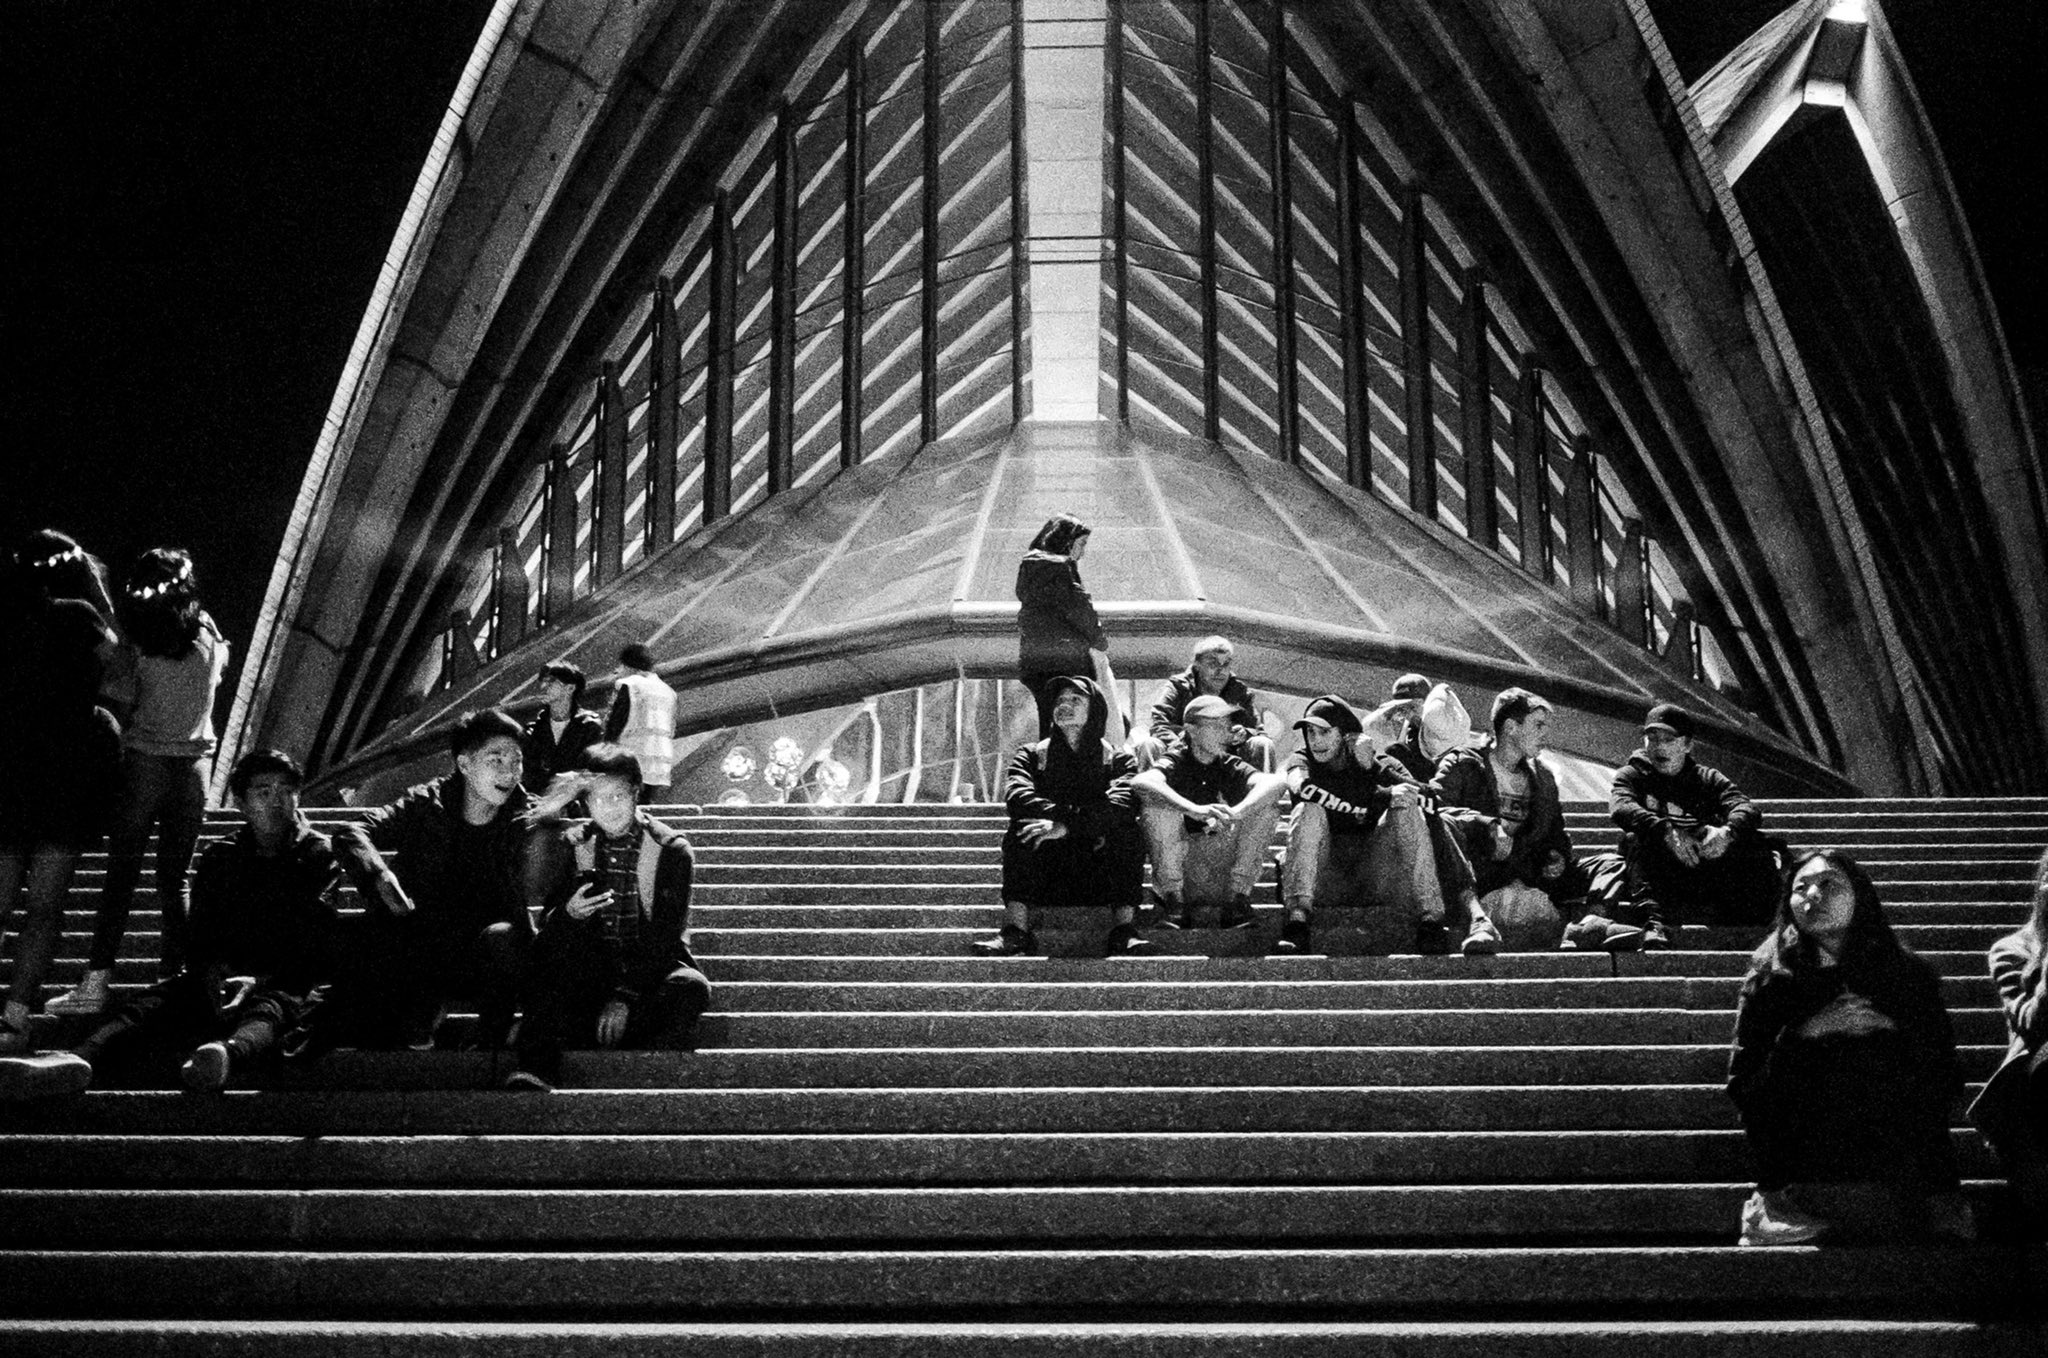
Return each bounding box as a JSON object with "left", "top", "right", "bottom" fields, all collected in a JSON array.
[
  {"left": 976, "top": 675, "right": 1150, "bottom": 957},
  {"left": 1278, "top": 696, "right": 1489, "bottom": 955},
  {"left": 1138, "top": 636, "right": 1272, "bottom": 771},
  {"left": 1434, "top": 688, "right": 1585, "bottom": 933},
  {"left": 1611, "top": 702, "right": 1782, "bottom": 945},
  {"left": 1131, "top": 694, "right": 1287, "bottom": 929}
]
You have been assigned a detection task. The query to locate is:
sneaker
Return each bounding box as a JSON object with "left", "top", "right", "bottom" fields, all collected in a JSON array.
[
  {"left": 1642, "top": 923, "right": 1674, "bottom": 950},
  {"left": 1412, "top": 920, "right": 1451, "bottom": 955},
  {"left": 1738, "top": 1188, "right": 1827, "bottom": 1246},
  {"left": 1156, "top": 895, "right": 1190, "bottom": 930},
  {"left": 46, "top": 969, "right": 114, "bottom": 1017},
  {"left": 1562, "top": 915, "right": 1646, "bottom": 952},
  {"left": 972, "top": 924, "right": 1039, "bottom": 957},
  {"left": 502, "top": 1069, "right": 555, "bottom": 1093},
  {"left": 1106, "top": 923, "right": 1160, "bottom": 957},
  {"left": 1460, "top": 917, "right": 1502, "bottom": 956},
  {"left": 1275, "top": 917, "right": 1311, "bottom": 953},
  {"left": 0, "top": 1018, "right": 28, "bottom": 1056},
  {"left": 1219, "top": 893, "right": 1256, "bottom": 930},
  {"left": 0, "top": 1052, "right": 93, "bottom": 1101},
  {"left": 180, "top": 1041, "right": 232, "bottom": 1093}
]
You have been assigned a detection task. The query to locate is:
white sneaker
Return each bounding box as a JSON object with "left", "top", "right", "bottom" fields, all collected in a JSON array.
[
  {"left": 180, "top": 1041, "right": 231, "bottom": 1093},
  {"left": 46, "top": 969, "right": 113, "bottom": 1016},
  {"left": 0, "top": 1052, "right": 93, "bottom": 1101},
  {"left": 1738, "top": 1189, "right": 1828, "bottom": 1246},
  {"left": 1461, "top": 917, "right": 1502, "bottom": 956},
  {"left": 0, "top": 1001, "right": 30, "bottom": 1054}
]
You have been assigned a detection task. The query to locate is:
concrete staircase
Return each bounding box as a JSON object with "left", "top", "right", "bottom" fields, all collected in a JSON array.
[{"left": 2, "top": 798, "right": 2046, "bottom": 1354}]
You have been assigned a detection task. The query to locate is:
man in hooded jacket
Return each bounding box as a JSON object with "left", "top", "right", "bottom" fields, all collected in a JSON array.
[{"left": 976, "top": 675, "right": 1154, "bottom": 958}]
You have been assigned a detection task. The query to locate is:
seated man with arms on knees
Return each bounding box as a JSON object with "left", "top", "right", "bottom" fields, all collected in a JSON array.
[
  {"left": 506, "top": 745, "right": 710, "bottom": 1091},
  {"left": 1433, "top": 687, "right": 1584, "bottom": 948},
  {"left": 1132, "top": 695, "right": 1287, "bottom": 931},
  {"left": 1134, "top": 636, "right": 1272, "bottom": 771},
  {"left": 1612, "top": 702, "right": 1782, "bottom": 946},
  {"left": 0, "top": 748, "right": 342, "bottom": 1099},
  {"left": 976, "top": 675, "right": 1151, "bottom": 959},
  {"left": 323, "top": 709, "right": 542, "bottom": 1051},
  {"left": 1279, "top": 696, "right": 1488, "bottom": 956}
]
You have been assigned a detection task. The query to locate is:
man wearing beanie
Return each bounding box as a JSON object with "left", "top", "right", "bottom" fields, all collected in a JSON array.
[
  {"left": 1610, "top": 703, "right": 1781, "bottom": 944},
  {"left": 1131, "top": 694, "right": 1286, "bottom": 929},
  {"left": 1277, "top": 695, "right": 1486, "bottom": 955}
]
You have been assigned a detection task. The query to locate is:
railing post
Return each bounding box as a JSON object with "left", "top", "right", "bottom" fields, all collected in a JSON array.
[
  {"left": 920, "top": 0, "right": 943, "bottom": 444},
  {"left": 1011, "top": 0, "right": 1031, "bottom": 421},
  {"left": 1458, "top": 266, "right": 1495, "bottom": 547},
  {"left": 841, "top": 32, "right": 868, "bottom": 467},
  {"left": 1398, "top": 186, "right": 1434, "bottom": 517},
  {"left": 1565, "top": 433, "right": 1601, "bottom": 614},
  {"left": 544, "top": 443, "right": 577, "bottom": 626},
  {"left": 1194, "top": 0, "right": 1219, "bottom": 439},
  {"left": 595, "top": 362, "right": 626, "bottom": 586},
  {"left": 495, "top": 525, "right": 528, "bottom": 652},
  {"left": 1267, "top": 0, "right": 1297, "bottom": 463},
  {"left": 1616, "top": 516, "right": 1649, "bottom": 646},
  {"left": 768, "top": 100, "right": 798, "bottom": 495},
  {"left": 1335, "top": 106, "right": 1371, "bottom": 489},
  {"left": 648, "top": 277, "right": 679, "bottom": 549},
  {"left": 1105, "top": 0, "right": 1129, "bottom": 419},
  {"left": 705, "top": 191, "right": 736, "bottom": 524},
  {"left": 1513, "top": 354, "right": 1545, "bottom": 575}
]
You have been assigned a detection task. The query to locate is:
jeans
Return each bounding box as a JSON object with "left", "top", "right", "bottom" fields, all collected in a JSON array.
[
  {"left": 1280, "top": 800, "right": 1444, "bottom": 920},
  {"left": 1, "top": 845, "right": 83, "bottom": 1009},
  {"left": 1141, "top": 798, "right": 1282, "bottom": 905},
  {"left": 89, "top": 752, "right": 207, "bottom": 974}
]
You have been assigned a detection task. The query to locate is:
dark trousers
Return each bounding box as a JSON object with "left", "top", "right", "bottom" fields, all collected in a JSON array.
[
  {"left": 515, "top": 923, "right": 711, "bottom": 1082},
  {"left": 89, "top": 752, "right": 207, "bottom": 973},
  {"left": 1622, "top": 829, "right": 1783, "bottom": 927},
  {"left": 1001, "top": 821, "right": 1144, "bottom": 910},
  {"left": 1737, "top": 1032, "right": 1960, "bottom": 1195},
  {"left": 319, "top": 915, "right": 526, "bottom": 1048},
  {"left": 76, "top": 973, "right": 301, "bottom": 1083}
]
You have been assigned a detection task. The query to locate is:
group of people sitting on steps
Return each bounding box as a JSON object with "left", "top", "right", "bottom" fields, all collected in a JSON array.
[{"left": 986, "top": 632, "right": 1781, "bottom": 963}]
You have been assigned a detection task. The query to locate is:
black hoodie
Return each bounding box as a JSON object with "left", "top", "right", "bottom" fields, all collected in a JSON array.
[
  {"left": 1610, "top": 750, "right": 1760, "bottom": 841},
  {"left": 1003, "top": 676, "right": 1137, "bottom": 841}
]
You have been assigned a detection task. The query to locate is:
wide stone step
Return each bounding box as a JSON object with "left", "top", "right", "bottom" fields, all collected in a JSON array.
[
  {"left": 0, "top": 1085, "right": 1750, "bottom": 1136},
  {"left": 4, "top": 1319, "right": 2044, "bottom": 1358},
  {"left": 1, "top": 1245, "right": 2041, "bottom": 1319}
]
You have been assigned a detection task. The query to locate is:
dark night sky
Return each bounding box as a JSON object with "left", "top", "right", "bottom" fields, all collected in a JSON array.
[{"left": 2, "top": 1, "right": 2041, "bottom": 712}]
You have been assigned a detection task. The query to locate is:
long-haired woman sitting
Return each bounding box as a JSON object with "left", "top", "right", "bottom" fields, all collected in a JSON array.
[
  {"left": 1728, "top": 849, "right": 1972, "bottom": 1245},
  {"left": 1975, "top": 847, "right": 2048, "bottom": 1225}
]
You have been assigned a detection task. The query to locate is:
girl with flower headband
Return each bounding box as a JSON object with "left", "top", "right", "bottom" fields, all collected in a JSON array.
[
  {"left": 49, "top": 548, "right": 230, "bottom": 1016},
  {"left": 0, "top": 530, "right": 122, "bottom": 1053}
]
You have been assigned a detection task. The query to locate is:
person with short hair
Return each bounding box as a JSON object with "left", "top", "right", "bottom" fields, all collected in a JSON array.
[
  {"left": 1132, "top": 694, "right": 1286, "bottom": 930},
  {"left": 0, "top": 749, "right": 343, "bottom": 1099},
  {"left": 975, "top": 675, "right": 1150, "bottom": 958},
  {"left": 505, "top": 744, "right": 711, "bottom": 1091},
  {"left": 1432, "top": 687, "right": 1582, "bottom": 948},
  {"left": 324, "top": 709, "right": 542, "bottom": 1050},
  {"left": 1728, "top": 850, "right": 1969, "bottom": 1245},
  {"left": 523, "top": 662, "right": 603, "bottom": 793},
  {"left": 1277, "top": 695, "right": 1487, "bottom": 956},
  {"left": 605, "top": 645, "right": 678, "bottom": 800},
  {"left": 1610, "top": 702, "right": 1783, "bottom": 946},
  {"left": 1136, "top": 636, "right": 1271, "bottom": 770}
]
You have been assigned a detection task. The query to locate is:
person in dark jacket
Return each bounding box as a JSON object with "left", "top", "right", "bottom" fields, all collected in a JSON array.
[
  {"left": 1136, "top": 636, "right": 1271, "bottom": 770},
  {"left": 1278, "top": 696, "right": 1488, "bottom": 956},
  {"left": 326, "top": 709, "right": 544, "bottom": 1050},
  {"left": 1611, "top": 702, "right": 1783, "bottom": 944},
  {"left": 1376, "top": 673, "right": 1439, "bottom": 782},
  {"left": 1973, "top": 848, "right": 2048, "bottom": 1222},
  {"left": 976, "top": 675, "right": 1150, "bottom": 958},
  {"left": 1016, "top": 514, "right": 1109, "bottom": 738},
  {"left": 0, "top": 749, "right": 343, "bottom": 1099},
  {"left": 506, "top": 744, "right": 710, "bottom": 1091},
  {"left": 1433, "top": 688, "right": 1586, "bottom": 913},
  {"left": 1727, "top": 849, "right": 1970, "bottom": 1246},
  {"left": 521, "top": 662, "right": 604, "bottom": 794}
]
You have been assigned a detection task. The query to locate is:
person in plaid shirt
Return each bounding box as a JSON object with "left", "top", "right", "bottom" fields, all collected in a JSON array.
[{"left": 506, "top": 745, "right": 710, "bottom": 1091}]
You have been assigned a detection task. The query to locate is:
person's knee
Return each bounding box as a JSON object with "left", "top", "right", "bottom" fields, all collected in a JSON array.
[{"left": 661, "top": 966, "right": 713, "bottom": 1021}]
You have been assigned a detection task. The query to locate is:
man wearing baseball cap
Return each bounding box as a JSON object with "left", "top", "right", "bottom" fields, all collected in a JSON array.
[
  {"left": 1277, "top": 695, "right": 1486, "bottom": 955},
  {"left": 1610, "top": 702, "right": 1782, "bottom": 944},
  {"left": 1131, "top": 693, "right": 1287, "bottom": 929}
]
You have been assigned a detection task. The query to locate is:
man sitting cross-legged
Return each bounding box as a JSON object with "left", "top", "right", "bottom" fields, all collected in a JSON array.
[
  {"left": 1277, "top": 695, "right": 1487, "bottom": 956},
  {"left": 505, "top": 745, "right": 711, "bottom": 1092},
  {"left": 974, "top": 675, "right": 1151, "bottom": 958},
  {"left": 1610, "top": 702, "right": 1783, "bottom": 946},
  {"left": 0, "top": 748, "right": 342, "bottom": 1100},
  {"left": 1132, "top": 695, "right": 1287, "bottom": 931}
]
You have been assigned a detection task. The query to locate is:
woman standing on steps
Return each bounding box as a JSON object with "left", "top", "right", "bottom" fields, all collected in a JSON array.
[
  {"left": 1016, "top": 513, "right": 1121, "bottom": 743},
  {"left": 1727, "top": 849, "right": 1971, "bottom": 1246},
  {"left": 49, "top": 548, "right": 229, "bottom": 1016},
  {"left": 1973, "top": 847, "right": 2048, "bottom": 1226},
  {"left": 0, "top": 530, "right": 122, "bottom": 1053}
]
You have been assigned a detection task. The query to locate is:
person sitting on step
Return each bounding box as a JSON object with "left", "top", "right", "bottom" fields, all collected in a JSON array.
[
  {"left": 318, "top": 709, "right": 543, "bottom": 1052},
  {"left": 521, "top": 661, "right": 604, "bottom": 794},
  {"left": 1277, "top": 695, "right": 1488, "bottom": 956},
  {"left": 1971, "top": 846, "right": 2048, "bottom": 1226},
  {"left": 975, "top": 675, "right": 1149, "bottom": 959},
  {"left": 504, "top": 744, "right": 710, "bottom": 1092},
  {"left": 1432, "top": 687, "right": 1585, "bottom": 951},
  {"left": 1728, "top": 849, "right": 1972, "bottom": 1246},
  {"left": 1610, "top": 701, "right": 1784, "bottom": 948},
  {"left": 0, "top": 748, "right": 343, "bottom": 1100},
  {"left": 1132, "top": 695, "right": 1286, "bottom": 932},
  {"left": 1133, "top": 635, "right": 1272, "bottom": 771}
]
